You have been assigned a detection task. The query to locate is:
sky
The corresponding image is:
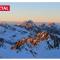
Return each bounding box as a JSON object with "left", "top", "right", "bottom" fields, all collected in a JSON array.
[{"left": 0, "top": 2, "right": 60, "bottom": 23}]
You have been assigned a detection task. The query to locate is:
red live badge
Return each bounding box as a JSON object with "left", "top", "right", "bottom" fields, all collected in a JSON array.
[{"left": 0, "top": 5, "right": 10, "bottom": 11}]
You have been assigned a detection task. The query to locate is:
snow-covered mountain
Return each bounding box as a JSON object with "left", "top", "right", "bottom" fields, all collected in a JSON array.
[{"left": 0, "top": 21, "right": 60, "bottom": 58}]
